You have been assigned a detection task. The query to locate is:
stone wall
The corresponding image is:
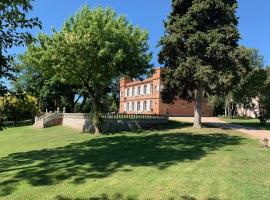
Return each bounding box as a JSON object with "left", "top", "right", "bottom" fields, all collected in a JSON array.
[{"left": 62, "top": 113, "right": 168, "bottom": 133}]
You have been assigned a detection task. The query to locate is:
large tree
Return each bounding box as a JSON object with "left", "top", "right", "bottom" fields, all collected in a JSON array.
[
  {"left": 227, "top": 48, "right": 264, "bottom": 118},
  {"left": 0, "top": 0, "right": 41, "bottom": 130},
  {"left": 24, "top": 6, "right": 152, "bottom": 133},
  {"left": 159, "top": 0, "right": 244, "bottom": 128}
]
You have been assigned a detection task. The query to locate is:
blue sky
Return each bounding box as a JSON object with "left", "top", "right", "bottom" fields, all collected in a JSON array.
[{"left": 9, "top": 0, "right": 270, "bottom": 67}]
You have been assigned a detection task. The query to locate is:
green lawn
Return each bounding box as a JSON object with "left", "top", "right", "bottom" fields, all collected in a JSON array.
[
  {"left": 0, "top": 122, "right": 270, "bottom": 200},
  {"left": 220, "top": 117, "right": 270, "bottom": 130}
]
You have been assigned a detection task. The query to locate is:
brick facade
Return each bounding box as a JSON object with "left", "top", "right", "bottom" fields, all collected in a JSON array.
[{"left": 119, "top": 68, "right": 213, "bottom": 117}]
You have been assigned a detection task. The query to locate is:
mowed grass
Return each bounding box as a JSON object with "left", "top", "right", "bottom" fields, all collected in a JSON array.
[
  {"left": 0, "top": 122, "right": 270, "bottom": 200},
  {"left": 220, "top": 117, "right": 270, "bottom": 130}
]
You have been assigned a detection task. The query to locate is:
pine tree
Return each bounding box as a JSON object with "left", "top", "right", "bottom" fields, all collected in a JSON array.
[{"left": 159, "top": 0, "right": 240, "bottom": 127}]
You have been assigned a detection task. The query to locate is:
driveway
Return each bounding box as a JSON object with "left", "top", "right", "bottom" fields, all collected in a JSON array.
[{"left": 170, "top": 117, "right": 270, "bottom": 144}]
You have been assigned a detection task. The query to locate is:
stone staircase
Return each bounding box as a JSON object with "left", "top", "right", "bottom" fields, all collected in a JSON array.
[{"left": 33, "top": 113, "right": 63, "bottom": 128}]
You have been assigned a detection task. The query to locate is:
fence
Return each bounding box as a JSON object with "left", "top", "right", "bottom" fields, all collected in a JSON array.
[
  {"left": 62, "top": 113, "right": 169, "bottom": 133},
  {"left": 102, "top": 114, "right": 168, "bottom": 121},
  {"left": 63, "top": 113, "right": 168, "bottom": 121}
]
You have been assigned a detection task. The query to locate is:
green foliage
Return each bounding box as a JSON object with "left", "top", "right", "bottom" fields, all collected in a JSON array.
[
  {"left": 17, "top": 52, "right": 80, "bottom": 113},
  {"left": 159, "top": 0, "right": 241, "bottom": 100},
  {"left": 0, "top": 92, "right": 38, "bottom": 122},
  {"left": 231, "top": 49, "right": 270, "bottom": 124},
  {"left": 208, "top": 95, "right": 225, "bottom": 116},
  {"left": 0, "top": 0, "right": 41, "bottom": 131},
  {"left": 23, "top": 6, "right": 152, "bottom": 133},
  {"left": 0, "top": 0, "right": 41, "bottom": 94},
  {"left": 158, "top": 0, "right": 251, "bottom": 127}
]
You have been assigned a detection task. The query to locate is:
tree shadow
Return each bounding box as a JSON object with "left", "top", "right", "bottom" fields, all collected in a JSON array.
[
  {"left": 112, "top": 120, "right": 193, "bottom": 135},
  {"left": 0, "top": 127, "right": 244, "bottom": 197},
  {"left": 55, "top": 194, "right": 220, "bottom": 200}
]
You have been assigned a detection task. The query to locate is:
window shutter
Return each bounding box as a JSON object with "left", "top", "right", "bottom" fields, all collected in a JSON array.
[
  {"left": 124, "top": 102, "right": 127, "bottom": 112},
  {"left": 125, "top": 89, "right": 127, "bottom": 97},
  {"left": 141, "top": 86, "right": 144, "bottom": 95},
  {"left": 147, "top": 84, "right": 150, "bottom": 95},
  {"left": 129, "top": 102, "right": 132, "bottom": 111},
  {"left": 147, "top": 100, "right": 150, "bottom": 111},
  {"left": 134, "top": 101, "right": 137, "bottom": 112}
]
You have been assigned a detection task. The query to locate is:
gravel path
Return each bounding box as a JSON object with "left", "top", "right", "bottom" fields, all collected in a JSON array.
[{"left": 170, "top": 117, "right": 270, "bottom": 144}]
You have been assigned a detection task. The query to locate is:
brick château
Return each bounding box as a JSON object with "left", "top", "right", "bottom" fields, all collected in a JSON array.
[{"left": 119, "top": 68, "right": 213, "bottom": 117}]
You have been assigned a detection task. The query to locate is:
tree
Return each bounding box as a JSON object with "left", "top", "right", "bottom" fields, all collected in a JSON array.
[
  {"left": 0, "top": 0, "right": 41, "bottom": 131},
  {"left": 23, "top": 6, "right": 152, "bottom": 133},
  {"left": 227, "top": 48, "right": 264, "bottom": 118},
  {"left": 232, "top": 62, "right": 270, "bottom": 125},
  {"left": 0, "top": 91, "right": 38, "bottom": 122},
  {"left": 0, "top": 0, "right": 41, "bottom": 92},
  {"left": 15, "top": 62, "right": 80, "bottom": 113},
  {"left": 159, "top": 0, "right": 244, "bottom": 128}
]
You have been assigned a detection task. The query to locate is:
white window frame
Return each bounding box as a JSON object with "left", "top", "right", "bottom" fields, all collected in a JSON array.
[
  {"left": 137, "top": 101, "right": 140, "bottom": 112},
  {"left": 143, "top": 101, "right": 147, "bottom": 111},
  {"left": 127, "top": 102, "right": 129, "bottom": 111},
  {"left": 143, "top": 85, "right": 147, "bottom": 95}
]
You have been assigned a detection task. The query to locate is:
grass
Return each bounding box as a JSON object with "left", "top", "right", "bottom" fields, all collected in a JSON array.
[
  {"left": 220, "top": 117, "right": 270, "bottom": 130},
  {"left": 0, "top": 122, "right": 270, "bottom": 200}
]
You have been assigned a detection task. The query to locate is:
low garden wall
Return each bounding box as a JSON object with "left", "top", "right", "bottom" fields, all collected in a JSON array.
[{"left": 62, "top": 113, "right": 168, "bottom": 133}]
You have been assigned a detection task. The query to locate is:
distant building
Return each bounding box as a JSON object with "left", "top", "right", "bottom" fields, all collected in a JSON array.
[
  {"left": 119, "top": 68, "right": 213, "bottom": 117},
  {"left": 236, "top": 98, "right": 259, "bottom": 118}
]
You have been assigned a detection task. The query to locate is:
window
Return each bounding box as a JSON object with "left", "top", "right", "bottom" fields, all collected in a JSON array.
[
  {"left": 137, "top": 101, "right": 140, "bottom": 111},
  {"left": 150, "top": 84, "right": 153, "bottom": 94},
  {"left": 150, "top": 100, "right": 152, "bottom": 111},
  {"left": 127, "top": 102, "right": 129, "bottom": 111},
  {"left": 132, "top": 102, "right": 134, "bottom": 111},
  {"left": 143, "top": 101, "right": 147, "bottom": 111},
  {"left": 144, "top": 85, "right": 147, "bottom": 95},
  {"left": 132, "top": 87, "right": 135, "bottom": 96},
  {"left": 138, "top": 86, "right": 141, "bottom": 95},
  {"left": 127, "top": 88, "right": 130, "bottom": 97}
]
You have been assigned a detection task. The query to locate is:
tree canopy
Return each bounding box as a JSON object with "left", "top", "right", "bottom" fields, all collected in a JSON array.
[
  {"left": 0, "top": 0, "right": 41, "bottom": 131},
  {"left": 22, "top": 5, "right": 152, "bottom": 133},
  {"left": 159, "top": 0, "right": 247, "bottom": 127}
]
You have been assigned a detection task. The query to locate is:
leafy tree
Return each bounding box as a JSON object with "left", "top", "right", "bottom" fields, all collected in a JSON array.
[
  {"left": 0, "top": 0, "right": 41, "bottom": 93},
  {"left": 23, "top": 6, "right": 152, "bottom": 133},
  {"left": 0, "top": 0, "right": 41, "bottom": 131},
  {"left": 158, "top": 0, "right": 245, "bottom": 128},
  {"left": 0, "top": 91, "right": 38, "bottom": 122},
  {"left": 233, "top": 65, "right": 270, "bottom": 125},
  {"left": 227, "top": 48, "right": 264, "bottom": 118}
]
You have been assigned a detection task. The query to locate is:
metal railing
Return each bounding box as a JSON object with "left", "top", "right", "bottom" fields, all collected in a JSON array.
[
  {"left": 63, "top": 113, "right": 168, "bottom": 121},
  {"left": 102, "top": 114, "right": 168, "bottom": 121}
]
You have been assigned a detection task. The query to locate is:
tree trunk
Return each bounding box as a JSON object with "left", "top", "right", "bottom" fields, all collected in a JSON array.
[
  {"left": 193, "top": 87, "right": 203, "bottom": 128},
  {"left": 91, "top": 98, "right": 102, "bottom": 134}
]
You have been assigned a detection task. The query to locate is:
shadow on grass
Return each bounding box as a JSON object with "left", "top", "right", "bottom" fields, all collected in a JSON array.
[
  {"left": 55, "top": 194, "right": 220, "bottom": 200},
  {"left": 0, "top": 122, "right": 243, "bottom": 197},
  {"left": 227, "top": 122, "right": 270, "bottom": 130},
  {"left": 114, "top": 120, "right": 193, "bottom": 135}
]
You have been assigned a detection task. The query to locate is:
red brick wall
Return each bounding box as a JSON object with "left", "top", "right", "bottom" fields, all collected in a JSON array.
[
  {"left": 119, "top": 68, "right": 213, "bottom": 117},
  {"left": 159, "top": 99, "right": 213, "bottom": 117}
]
